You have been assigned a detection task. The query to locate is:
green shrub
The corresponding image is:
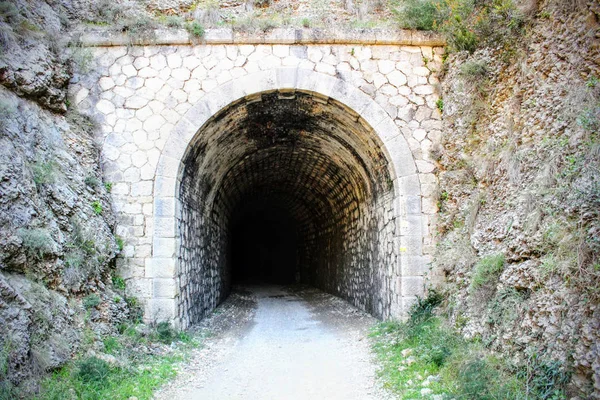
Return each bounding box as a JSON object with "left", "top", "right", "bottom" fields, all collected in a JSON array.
[
  {"left": 460, "top": 60, "right": 489, "bottom": 79},
  {"left": 163, "top": 15, "right": 184, "bottom": 28},
  {"left": 409, "top": 289, "right": 443, "bottom": 325},
  {"left": 104, "top": 182, "right": 112, "bottom": 193},
  {"left": 115, "top": 236, "right": 124, "bottom": 252},
  {"left": 578, "top": 105, "right": 600, "bottom": 132},
  {"left": 103, "top": 337, "right": 121, "bottom": 355},
  {"left": 91, "top": 201, "right": 103, "bottom": 215},
  {"left": 487, "top": 287, "right": 526, "bottom": 327},
  {"left": 455, "top": 358, "right": 500, "bottom": 399},
  {"left": 70, "top": 221, "right": 97, "bottom": 257},
  {"left": 66, "top": 109, "right": 100, "bottom": 135},
  {"left": 446, "top": 22, "right": 478, "bottom": 52},
  {"left": 31, "top": 160, "right": 58, "bottom": 185},
  {"left": 83, "top": 294, "right": 101, "bottom": 309},
  {"left": 470, "top": 253, "right": 505, "bottom": 290},
  {"left": 522, "top": 351, "right": 570, "bottom": 399},
  {"left": 0, "top": 2, "right": 19, "bottom": 22},
  {"left": 86, "top": 0, "right": 128, "bottom": 24},
  {"left": 64, "top": 250, "right": 84, "bottom": 269},
  {"left": 391, "top": 0, "right": 442, "bottom": 30},
  {"left": 370, "top": 288, "right": 527, "bottom": 398},
  {"left": 436, "top": 98, "right": 444, "bottom": 112},
  {"left": 391, "top": 0, "right": 526, "bottom": 53},
  {"left": 186, "top": 21, "right": 205, "bottom": 38},
  {"left": 126, "top": 297, "right": 143, "bottom": 323},
  {"left": 156, "top": 322, "right": 175, "bottom": 344},
  {"left": 76, "top": 356, "right": 111, "bottom": 385},
  {"left": 539, "top": 253, "right": 558, "bottom": 278},
  {"left": 84, "top": 176, "right": 100, "bottom": 187},
  {"left": 0, "top": 2, "right": 19, "bottom": 51},
  {"left": 18, "top": 228, "right": 55, "bottom": 260},
  {"left": 121, "top": 16, "right": 158, "bottom": 36},
  {"left": 112, "top": 275, "right": 126, "bottom": 290},
  {"left": 69, "top": 43, "right": 94, "bottom": 74}
]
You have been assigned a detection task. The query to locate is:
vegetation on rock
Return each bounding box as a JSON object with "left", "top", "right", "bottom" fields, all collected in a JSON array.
[
  {"left": 370, "top": 291, "right": 570, "bottom": 399},
  {"left": 35, "top": 322, "right": 202, "bottom": 400},
  {"left": 431, "top": 0, "right": 599, "bottom": 396}
]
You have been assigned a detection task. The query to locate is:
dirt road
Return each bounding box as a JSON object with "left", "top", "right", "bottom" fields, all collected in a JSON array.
[{"left": 155, "top": 284, "right": 392, "bottom": 400}]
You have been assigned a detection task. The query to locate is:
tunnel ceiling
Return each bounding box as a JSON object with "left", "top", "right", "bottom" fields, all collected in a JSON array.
[{"left": 181, "top": 91, "right": 393, "bottom": 210}]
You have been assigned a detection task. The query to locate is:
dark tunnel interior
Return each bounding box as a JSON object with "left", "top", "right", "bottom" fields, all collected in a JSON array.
[
  {"left": 230, "top": 198, "right": 299, "bottom": 285},
  {"left": 176, "top": 90, "right": 398, "bottom": 326}
]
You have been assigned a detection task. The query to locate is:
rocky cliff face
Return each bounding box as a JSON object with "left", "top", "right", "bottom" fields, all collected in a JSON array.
[
  {"left": 433, "top": 0, "right": 600, "bottom": 396},
  {"left": 0, "top": 0, "right": 129, "bottom": 393}
]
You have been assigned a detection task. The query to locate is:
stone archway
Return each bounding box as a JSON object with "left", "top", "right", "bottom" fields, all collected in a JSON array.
[{"left": 146, "top": 68, "right": 425, "bottom": 327}]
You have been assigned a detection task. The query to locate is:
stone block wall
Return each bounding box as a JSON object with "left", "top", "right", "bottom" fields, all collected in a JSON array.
[{"left": 71, "top": 32, "right": 444, "bottom": 326}]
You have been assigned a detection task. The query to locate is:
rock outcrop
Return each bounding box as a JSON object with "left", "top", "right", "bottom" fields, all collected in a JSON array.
[
  {"left": 432, "top": 0, "right": 600, "bottom": 396},
  {"left": 0, "top": 0, "right": 126, "bottom": 392}
]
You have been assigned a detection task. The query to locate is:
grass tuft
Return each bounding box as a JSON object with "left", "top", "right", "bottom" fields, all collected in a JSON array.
[
  {"left": 31, "top": 160, "right": 59, "bottom": 186},
  {"left": 77, "top": 356, "right": 110, "bottom": 385},
  {"left": 83, "top": 294, "right": 101, "bottom": 309},
  {"left": 470, "top": 253, "right": 505, "bottom": 291},
  {"left": 18, "top": 228, "right": 55, "bottom": 260}
]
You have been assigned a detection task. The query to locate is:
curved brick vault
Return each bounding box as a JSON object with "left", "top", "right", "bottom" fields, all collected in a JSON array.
[{"left": 73, "top": 40, "right": 443, "bottom": 327}]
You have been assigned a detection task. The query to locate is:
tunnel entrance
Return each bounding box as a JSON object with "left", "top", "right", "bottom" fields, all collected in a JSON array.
[{"left": 176, "top": 90, "right": 399, "bottom": 326}]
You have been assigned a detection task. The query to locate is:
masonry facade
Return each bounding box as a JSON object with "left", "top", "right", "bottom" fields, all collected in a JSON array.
[{"left": 72, "top": 30, "right": 444, "bottom": 327}]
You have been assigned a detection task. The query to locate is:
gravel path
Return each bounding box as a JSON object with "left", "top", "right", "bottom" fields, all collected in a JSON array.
[{"left": 155, "top": 284, "right": 393, "bottom": 400}]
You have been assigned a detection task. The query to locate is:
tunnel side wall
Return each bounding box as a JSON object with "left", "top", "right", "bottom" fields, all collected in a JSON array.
[
  {"left": 75, "top": 42, "right": 443, "bottom": 326},
  {"left": 307, "top": 192, "right": 397, "bottom": 318},
  {"left": 177, "top": 163, "right": 231, "bottom": 326}
]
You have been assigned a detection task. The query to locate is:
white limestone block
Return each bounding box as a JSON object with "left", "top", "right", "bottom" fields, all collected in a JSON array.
[
  {"left": 378, "top": 59, "right": 396, "bottom": 75},
  {"left": 136, "top": 105, "right": 153, "bottom": 122},
  {"left": 239, "top": 44, "right": 255, "bottom": 56},
  {"left": 131, "top": 151, "right": 148, "bottom": 168},
  {"left": 415, "top": 160, "right": 435, "bottom": 173},
  {"left": 145, "top": 258, "right": 175, "bottom": 278},
  {"left": 388, "top": 70, "right": 407, "bottom": 87},
  {"left": 138, "top": 67, "right": 158, "bottom": 78},
  {"left": 140, "top": 163, "right": 156, "bottom": 180},
  {"left": 131, "top": 180, "right": 153, "bottom": 196},
  {"left": 413, "top": 66, "right": 430, "bottom": 76},
  {"left": 413, "top": 85, "right": 434, "bottom": 95},
  {"left": 307, "top": 47, "right": 323, "bottom": 63},
  {"left": 99, "top": 77, "right": 116, "bottom": 91},
  {"left": 272, "top": 44, "right": 289, "bottom": 58},
  {"left": 390, "top": 95, "right": 409, "bottom": 107},
  {"left": 122, "top": 64, "right": 137, "bottom": 77},
  {"left": 315, "top": 62, "right": 336, "bottom": 76},
  {"left": 150, "top": 53, "right": 167, "bottom": 70},
  {"left": 96, "top": 99, "right": 115, "bottom": 115},
  {"left": 373, "top": 72, "right": 388, "bottom": 89},
  {"left": 133, "top": 57, "right": 150, "bottom": 70},
  {"left": 167, "top": 53, "right": 182, "bottom": 69},
  {"left": 125, "top": 96, "right": 150, "bottom": 110}
]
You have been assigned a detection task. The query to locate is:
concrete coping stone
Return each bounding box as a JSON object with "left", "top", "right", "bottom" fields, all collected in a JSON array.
[{"left": 79, "top": 27, "right": 445, "bottom": 47}]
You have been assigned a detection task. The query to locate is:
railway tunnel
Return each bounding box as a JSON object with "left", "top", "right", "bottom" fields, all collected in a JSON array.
[{"left": 175, "top": 90, "right": 399, "bottom": 326}]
